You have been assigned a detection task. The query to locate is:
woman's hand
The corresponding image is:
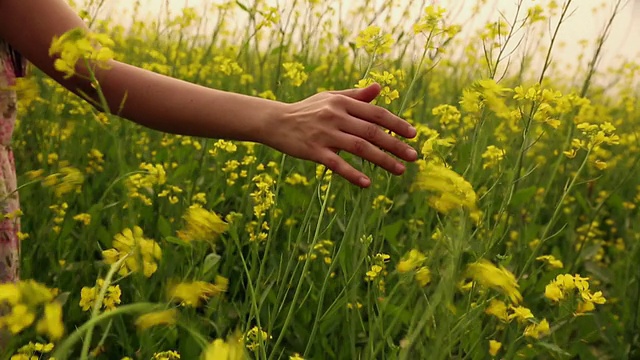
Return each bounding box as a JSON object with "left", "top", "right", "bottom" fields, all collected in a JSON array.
[{"left": 263, "top": 83, "right": 418, "bottom": 188}]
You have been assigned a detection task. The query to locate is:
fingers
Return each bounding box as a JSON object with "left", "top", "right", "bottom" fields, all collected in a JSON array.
[
  {"left": 328, "top": 83, "right": 381, "bottom": 103},
  {"left": 340, "top": 114, "right": 418, "bottom": 163},
  {"left": 345, "top": 98, "right": 417, "bottom": 140},
  {"left": 316, "top": 149, "right": 372, "bottom": 188},
  {"left": 315, "top": 129, "right": 410, "bottom": 188},
  {"left": 334, "top": 132, "right": 408, "bottom": 176}
]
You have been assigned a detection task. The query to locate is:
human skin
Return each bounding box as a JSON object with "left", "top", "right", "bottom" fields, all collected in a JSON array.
[{"left": 0, "top": 0, "right": 418, "bottom": 187}]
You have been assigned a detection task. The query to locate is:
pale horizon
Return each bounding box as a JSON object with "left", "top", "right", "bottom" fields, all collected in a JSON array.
[{"left": 83, "top": 0, "right": 640, "bottom": 73}]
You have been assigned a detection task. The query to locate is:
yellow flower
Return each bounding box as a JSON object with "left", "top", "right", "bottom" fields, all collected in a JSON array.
[
  {"left": 581, "top": 290, "right": 606, "bottom": 305},
  {"left": 54, "top": 166, "right": 84, "bottom": 197},
  {"left": 290, "top": 353, "right": 305, "bottom": 360},
  {"left": 250, "top": 173, "right": 276, "bottom": 218},
  {"left": 485, "top": 299, "right": 508, "bottom": 322},
  {"left": 36, "top": 302, "right": 65, "bottom": 341},
  {"left": 34, "top": 342, "right": 55, "bottom": 353},
  {"left": 4, "top": 304, "right": 36, "bottom": 334},
  {"left": 575, "top": 301, "right": 596, "bottom": 314},
  {"left": 102, "top": 283, "right": 122, "bottom": 311},
  {"left": 355, "top": 25, "right": 393, "bottom": 54},
  {"left": 415, "top": 267, "right": 432, "bottom": 287},
  {"left": 177, "top": 206, "right": 228, "bottom": 243},
  {"left": 202, "top": 333, "right": 245, "bottom": 360},
  {"left": 245, "top": 326, "right": 271, "bottom": 351},
  {"left": 466, "top": 260, "right": 522, "bottom": 304},
  {"left": 488, "top": 340, "right": 502, "bottom": 357},
  {"left": 481, "top": 145, "right": 506, "bottom": 169},
  {"left": 412, "top": 160, "right": 481, "bottom": 222},
  {"left": 282, "top": 62, "right": 308, "bottom": 87},
  {"left": 372, "top": 195, "right": 393, "bottom": 212},
  {"left": 396, "top": 249, "right": 426, "bottom": 273},
  {"left": 594, "top": 160, "right": 607, "bottom": 170},
  {"left": 508, "top": 306, "right": 534, "bottom": 323},
  {"left": 49, "top": 28, "right": 115, "bottom": 78},
  {"left": 535, "top": 255, "right": 564, "bottom": 269},
  {"left": 73, "top": 213, "right": 92, "bottom": 225},
  {"left": 523, "top": 319, "right": 550, "bottom": 339},
  {"left": 18, "top": 280, "right": 55, "bottom": 306},
  {"left": 0, "top": 283, "right": 21, "bottom": 305},
  {"left": 544, "top": 282, "right": 564, "bottom": 302},
  {"left": 79, "top": 279, "right": 121, "bottom": 312},
  {"left": 102, "top": 226, "right": 162, "bottom": 277},
  {"left": 365, "top": 265, "right": 383, "bottom": 281},
  {"left": 554, "top": 274, "right": 576, "bottom": 291},
  {"left": 135, "top": 309, "right": 178, "bottom": 330},
  {"left": 167, "top": 276, "right": 228, "bottom": 307}
]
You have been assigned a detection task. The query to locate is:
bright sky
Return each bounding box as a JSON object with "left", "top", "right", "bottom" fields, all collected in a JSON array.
[{"left": 85, "top": 0, "right": 640, "bottom": 70}]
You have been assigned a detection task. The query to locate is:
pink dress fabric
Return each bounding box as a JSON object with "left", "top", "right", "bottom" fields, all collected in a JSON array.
[{"left": 0, "top": 47, "right": 21, "bottom": 284}]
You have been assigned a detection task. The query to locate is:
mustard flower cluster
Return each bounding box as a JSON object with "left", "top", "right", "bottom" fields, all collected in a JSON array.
[
  {"left": 396, "top": 249, "right": 432, "bottom": 287},
  {"left": 355, "top": 25, "right": 393, "bottom": 55},
  {"left": 48, "top": 28, "right": 115, "bottom": 79},
  {"left": 0, "top": 281, "right": 64, "bottom": 341},
  {"left": 282, "top": 62, "right": 308, "bottom": 87},
  {"left": 125, "top": 163, "right": 167, "bottom": 206},
  {"left": 412, "top": 131, "right": 481, "bottom": 223},
  {"left": 79, "top": 278, "right": 122, "bottom": 312},
  {"left": 166, "top": 276, "right": 229, "bottom": 307},
  {"left": 544, "top": 274, "right": 606, "bottom": 314},
  {"left": 102, "top": 226, "right": 163, "bottom": 278},
  {"left": 176, "top": 205, "right": 228, "bottom": 243}
]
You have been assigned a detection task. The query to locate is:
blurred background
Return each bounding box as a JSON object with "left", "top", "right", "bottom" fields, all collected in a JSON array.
[{"left": 85, "top": 0, "right": 640, "bottom": 70}]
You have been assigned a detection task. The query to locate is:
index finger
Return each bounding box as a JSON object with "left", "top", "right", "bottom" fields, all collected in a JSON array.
[{"left": 344, "top": 100, "right": 417, "bottom": 139}]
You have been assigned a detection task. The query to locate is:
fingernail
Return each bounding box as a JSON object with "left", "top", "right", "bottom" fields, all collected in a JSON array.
[
  {"left": 360, "top": 177, "right": 371, "bottom": 187},
  {"left": 395, "top": 163, "right": 405, "bottom": 174},
  {"left": 406, "top": 148, "right": 418, "bottom": 160},
  {"left": 408, "top": 126, "right": 417, "bottom": 137}
]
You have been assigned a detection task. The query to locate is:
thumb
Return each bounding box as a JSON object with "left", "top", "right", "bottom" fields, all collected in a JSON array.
[{"left": 329, "top": 83, "right": 381, "bottom": 103}]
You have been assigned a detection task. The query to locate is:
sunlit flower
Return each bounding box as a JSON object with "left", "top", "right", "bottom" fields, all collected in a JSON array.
[
  {"left": 245, "top": 326, "right": 271, "bottom": 351},
  {"left": 485, "top": 299, "right": 508, "bottom": 322},
  {"left": 102, "top": 226, "right": 162, "bottom": 277},
  {"left": 488, "top": 339, "right": 502, "bottom": 357},
  {"left": 524, "top": 319, "right": 550, "bottom": 339},
  {"left": 135, "top": 309, "right": 178, "bottom": 330},
  {"left": 35, "top": 302, "right": 65, "bottom": 341},
  {"left": 177, "top": 205, "right": 228, "bottom": 243},
  {"left": 202, "top": 332, "right": 245, "bottom": 360},
  {"left": 536, "top": 255, "right": 564, "bottom": 269},
  {"left": 466, "top": 259, "right": 522, "bottom": 304},
  {"left": 167, "top": 276, "right": 229, "bottom": 307}
]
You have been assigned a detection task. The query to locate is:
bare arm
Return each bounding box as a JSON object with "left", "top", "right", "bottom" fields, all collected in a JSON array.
[{"left": 0, "top": 0, "right": 417, "bottom": 187}]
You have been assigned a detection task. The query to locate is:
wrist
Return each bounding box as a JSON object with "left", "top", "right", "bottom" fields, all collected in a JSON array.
[{"left": 251, "top": 97, "right": 289, "bottom": 147}]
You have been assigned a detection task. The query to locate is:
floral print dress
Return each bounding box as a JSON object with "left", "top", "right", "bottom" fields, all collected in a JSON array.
[{"left": 0, "top": 41, "right": 23, "bottom": 284}]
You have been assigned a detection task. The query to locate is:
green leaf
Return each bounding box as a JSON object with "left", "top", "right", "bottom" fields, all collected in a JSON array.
[
  {"left": 165, "top": 236, "right": 191, "bottom": 247},
  {"left": 158, "top": 216, "right": 172, "bottom": 237},
  {"left": 510, "top": 186, "right": 537, "bottom": 207},
  {"left": 55, "top": 291, "right": 71, "bottom": 306},
  {"left": 537, "top": 341, "right": 572, "bottom": 357},
  {"left": 235, "top": 1, "right": 249, "bottom": 12},
  {"left": 381, "top": 220, "right": 404, "bottom": 243},
  {"left": 202, "top": 252, "right": 221, "bottom": 279}
]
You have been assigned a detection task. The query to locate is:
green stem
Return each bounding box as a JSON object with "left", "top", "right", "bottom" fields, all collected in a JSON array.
[
  {"left": 79, "top": 255, "right": 129, "bottom": 360},
  {"left": 268, "top": 177, "right": 333, "bottom": 359},
  {"left": 519, "top": 147, "right": 592, "bottom": 278},
  {"left": 53, "top": 303, "right": 162, "bottom": 360}
]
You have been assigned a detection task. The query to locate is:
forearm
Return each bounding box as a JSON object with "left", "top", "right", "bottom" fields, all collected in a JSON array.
[
  {"left": 0, "top": 0, "right": 283, "bottom": 143},
  {"left": 90, "top": 60, "right": 284, "bottom": 142}
]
